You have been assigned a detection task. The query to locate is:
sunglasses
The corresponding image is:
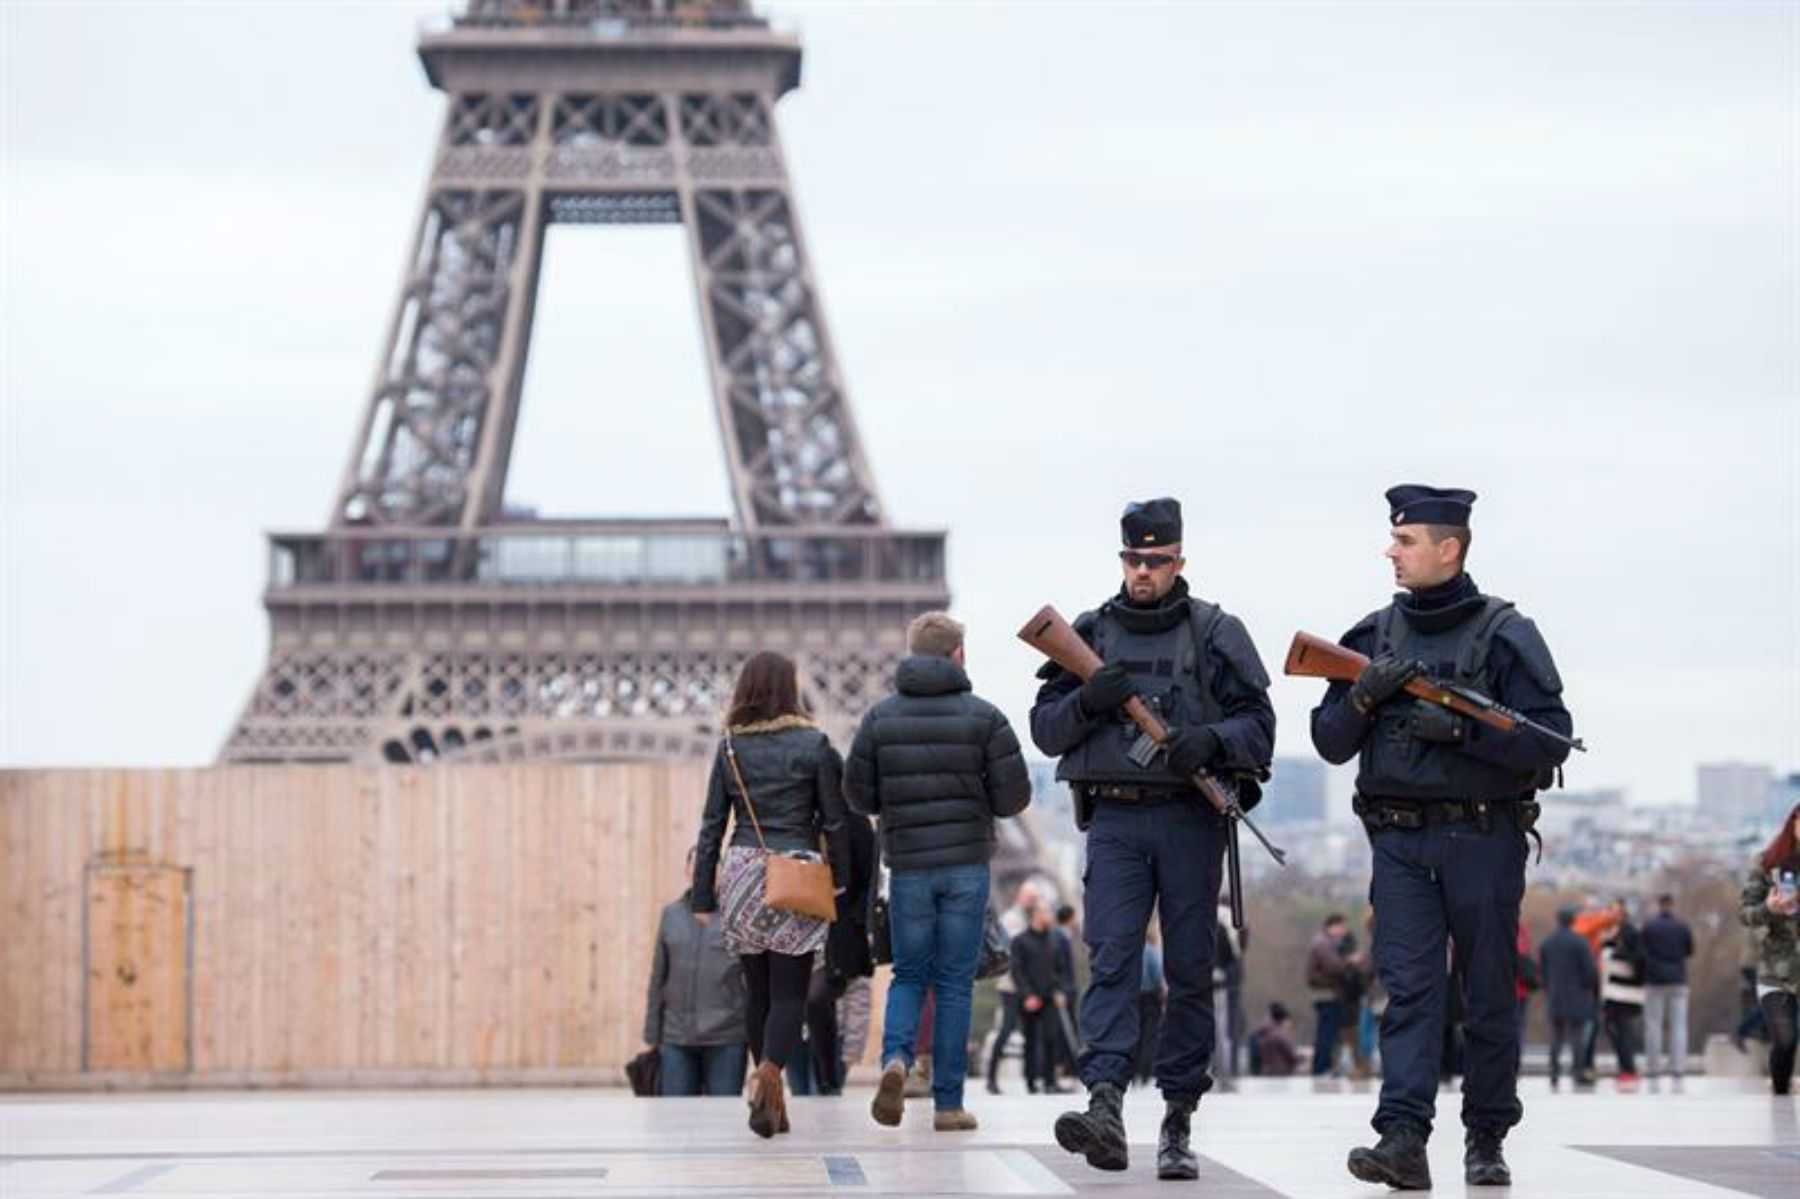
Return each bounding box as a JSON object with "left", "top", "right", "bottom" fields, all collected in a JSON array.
[{"left": 1119, "top": 550, "right": 1179, "bottom": 571}]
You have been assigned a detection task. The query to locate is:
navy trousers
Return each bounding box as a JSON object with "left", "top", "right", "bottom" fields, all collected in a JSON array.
[
  {"left": 1369, "top": 815, "right": 1527, "bottom": 1138},
  {"left": 1078, "top": 796, "right": 1224, "bottom": 1102}
]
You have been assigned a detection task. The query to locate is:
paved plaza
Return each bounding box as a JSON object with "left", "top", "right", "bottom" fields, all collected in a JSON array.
[{"left": 2, "top": 1077, "right": 1794, "bottom": 1197}]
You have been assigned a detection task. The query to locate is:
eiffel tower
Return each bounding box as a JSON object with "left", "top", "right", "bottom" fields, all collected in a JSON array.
[{"left": 221, "top": 0, "right": 948, "bottom": 765}]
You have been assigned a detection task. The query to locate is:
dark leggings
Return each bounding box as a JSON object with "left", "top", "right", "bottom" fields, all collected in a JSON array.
[
  {"left": 743, "top": 951, "right": 813, "bottom": 1069},
  {"left": 1604, "top": 1001, "right": 1640, "bottom": 1075},
  {"left": 1763, "top": 990, "right": 1797, "bottom": 1095}
]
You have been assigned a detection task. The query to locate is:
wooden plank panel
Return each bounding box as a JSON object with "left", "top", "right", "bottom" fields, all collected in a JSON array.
[
  {"left": 430, "top": 766, "right": 455, "bottom": 1069},
  {"left": 570, "top": 765, "right": 601, "bottom": 1066},
  {"left": 0, "top": 774, "right": 33, "bottom": 1070},
  {"left": 43, "top": 773, "right": 70, "bottom": 1073},
  {"left": 550, "top": 764, "right": 580, "bottom": 1067},
  {"left": 85, "top": 864, "right": 188, "bottom": 1072},
  {"left": 187, "top": 769, "right": 221, "bottom": 1071},
  {"left": 0, "top": 763, "right": 734, "bottom": 1085},
  {"left": 225, "top": 768, "right": 256, "bottom": 1071},
  {"left": 313, "top": 769, "right": 344, "bottom": 1068},
  {"left": 350, "top": 767, "right": 381, "bottom": 1070}
]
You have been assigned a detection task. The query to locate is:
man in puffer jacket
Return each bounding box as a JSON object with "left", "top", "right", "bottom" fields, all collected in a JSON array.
[{"left": 847, "top": 611, "right": 1032, "bottom": 1132}]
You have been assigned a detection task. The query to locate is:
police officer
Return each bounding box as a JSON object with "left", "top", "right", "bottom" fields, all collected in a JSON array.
[
  {"left": 1030, "top": 498, "right": 1275, "bottom": 1181},
  {"left": 1310, "top": 486, "right": 1574, "bottom": 1190}
]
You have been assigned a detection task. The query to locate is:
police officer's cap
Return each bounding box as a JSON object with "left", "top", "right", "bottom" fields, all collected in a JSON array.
[
  {"left": 1121, "top": 497, "right": 1182, "bottom": 547},
  {"left": 1385, "top": 484, "right": 1476, "bottom": 527}
]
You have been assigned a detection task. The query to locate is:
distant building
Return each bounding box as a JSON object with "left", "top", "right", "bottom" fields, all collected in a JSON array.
[
  {"left": 1260, "top": 757, "right": 1328, "bottom": 825},
  {"left": 1537, "top": 787, "right": 1627, "bottom": 843},
  {"left": 1765, "top": 772, "right": 1800, "bottom": 827},
  {"left": 1697, "top": 762, "right": 1774, "bottom": 830}
]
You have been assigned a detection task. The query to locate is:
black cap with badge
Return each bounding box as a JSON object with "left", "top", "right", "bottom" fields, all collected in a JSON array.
[
  {"left": 1385, "top": 484, "right": 1476, "bottom": 527},
  {"left": 1121, "top": 497, "right": 1182, "bottom": 547}
]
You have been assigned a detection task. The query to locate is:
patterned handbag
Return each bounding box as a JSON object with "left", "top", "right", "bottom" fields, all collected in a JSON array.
[{"left": 723, "top": 730, "right": 837, "bottom": 922}]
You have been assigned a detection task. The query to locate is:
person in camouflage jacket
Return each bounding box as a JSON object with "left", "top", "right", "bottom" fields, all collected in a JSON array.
[{"left": 1739, "top": 800, "right": 1800, "bottom": 1094}]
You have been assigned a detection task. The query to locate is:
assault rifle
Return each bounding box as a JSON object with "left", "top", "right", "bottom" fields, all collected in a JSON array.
[
  {"left": 1017, "top": 604, "right": 1289, "bottom": 931},
  {"left": 1282, "top": 632, "right": 1586, "bottom": 753}
]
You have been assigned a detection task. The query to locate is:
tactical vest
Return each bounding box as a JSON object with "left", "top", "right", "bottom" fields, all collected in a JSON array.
[
  {"left": 1054, "top": 599, "right": 1225, "bottom": 788},
  {"left": 1355, "top": 595, "right": 1540, "bottom": 802}
]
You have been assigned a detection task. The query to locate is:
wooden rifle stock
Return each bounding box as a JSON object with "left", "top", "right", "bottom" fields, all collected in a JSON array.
[
  {"left": 1283, "top": 631, "right": 1586, "bottom": 752},
  {"left": 1017, "top": 604, "right": 1168, "bottom": 755},
  {"left": 1016, "top": 605, "right": 1288, "bottom": 884}
]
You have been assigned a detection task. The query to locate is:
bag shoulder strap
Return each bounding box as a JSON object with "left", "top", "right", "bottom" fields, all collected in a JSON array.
[{"left": 721, "top": 730, "right": 769, "bottom": 851}]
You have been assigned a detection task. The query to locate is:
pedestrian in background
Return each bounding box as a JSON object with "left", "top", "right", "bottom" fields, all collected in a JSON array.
[
  {"left": 643, "top": 847, "right": 749, "bottom": 1096},
  {"left": 1538, "top": 907, "right": 1597, "bottom": 1089},
  {"left": 986, "top": 880, "right": 1041, "bottom": 1094},
  {"left": 804, "top": 810, "right": 878, "bottom": 1095},
  {"left": 1640, "top": 893, "right": 1693, "bottom": 1079},
  {"left": 1251, "top": 1003, "right": 1300, "bottom": 1076},
  {"left": 849, "top": 611, "right": 1032, "bottom": 1131},
  {"left": 1740, "top": 801, "right": 1800, "bottom": 1095},
  {"left": 1307, "top": 913, "right": 1358, "bottom": 1076},
  {"left": 1051, "top": 904, "right": 1082, "bottom": 1088},
  {"left": 691, "top": 651, "right": 852, "bottom": 1139},
  {"left": 1598, "top": 898, "right": 1645, "bottom": 1087},
  {"left": 1011, "top": 902, "right": 1064, "bottom": 1093}
]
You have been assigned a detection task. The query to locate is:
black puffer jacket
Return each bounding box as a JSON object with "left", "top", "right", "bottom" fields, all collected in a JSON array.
[
  {"left": 691, "top": 716, "right": 851, "bottom": 913},
  {"left": 844, "top": 655, "right": 1032, "bottom": 871}
]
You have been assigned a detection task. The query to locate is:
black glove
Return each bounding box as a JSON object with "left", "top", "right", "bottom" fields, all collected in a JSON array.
[
  {"left": 1077, "top": 663, "right": 1134, "bottom": 717},
  {"left": 1408, "top": 703, "right": 1465, "bottom": 744},
  {"left": 1349, "top": 655, "right": 1425, "bottom": 716},
  {"left": 1165, "top": 725, "right": 1222, "bottom": 776}
]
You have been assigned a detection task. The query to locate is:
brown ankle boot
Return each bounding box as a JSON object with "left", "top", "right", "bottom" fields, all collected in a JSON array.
[{"left": 748, "top": 1061, "right": 785, "bottom": 1139}]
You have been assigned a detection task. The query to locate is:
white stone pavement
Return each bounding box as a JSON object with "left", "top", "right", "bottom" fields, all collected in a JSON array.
[{"left": 1, "top": 1076, "right": 1794, "bottom": 1198}]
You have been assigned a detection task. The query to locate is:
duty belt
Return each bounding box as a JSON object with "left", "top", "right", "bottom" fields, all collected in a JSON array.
[
  {"left": 1353, "top": 794, "right": 1543, "bottom": 861},
  {"left": 1081, "top": 783, "right": 1192, "bottom": 804}
]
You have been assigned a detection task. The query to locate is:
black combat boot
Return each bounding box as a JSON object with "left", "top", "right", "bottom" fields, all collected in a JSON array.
[
  {"left": 1464, "top": 1128, "right": 1511, "bottom": 1186},
  {"left": 1156, "top": 1098, "right": 1199, "bottom": 1181},
  {"left": 1346, "top": 1123, "right": 1431, "bottom": 1190},
  {"left": 1054, "top": 1081, "right": 1129, "bottom": 1172}
]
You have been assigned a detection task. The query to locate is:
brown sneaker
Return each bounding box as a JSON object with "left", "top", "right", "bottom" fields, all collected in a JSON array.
[
  {"left": 933, "top": 1108, "right": 979, "bottom": 1131},
  {"left": 871, "top": 1059, "right": 908, "bottom": 1127}
]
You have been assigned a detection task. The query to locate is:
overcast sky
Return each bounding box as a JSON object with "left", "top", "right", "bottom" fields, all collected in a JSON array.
[{"left": 2, "top": 1, "right": 1795, "bottom": 811}]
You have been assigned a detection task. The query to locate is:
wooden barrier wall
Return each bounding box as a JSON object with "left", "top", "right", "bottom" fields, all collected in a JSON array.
[{"left": 0, "top": 765, "right": 712, "bottom": 1089}]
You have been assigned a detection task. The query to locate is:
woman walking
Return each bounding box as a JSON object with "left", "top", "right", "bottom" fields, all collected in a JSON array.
[
  {"left": 691, "top": 652, "right": 851, "bottom": 1138},
  {"left": 1741, "top": 801, "right": 1800, "bottom": 1095}
]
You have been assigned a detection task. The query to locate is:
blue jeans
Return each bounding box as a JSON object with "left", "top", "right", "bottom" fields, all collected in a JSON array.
[
  {"left": 658, "top": 1042, "right": 747, "bottom": 1097},
  {"left": 1312, "top": 1000, "right": 1346, "bottom": 1075},
  {"left": 881, "top": 862, "right": 991, "bottom": 1110}
]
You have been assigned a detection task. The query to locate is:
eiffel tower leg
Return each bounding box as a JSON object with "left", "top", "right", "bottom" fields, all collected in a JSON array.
[
  {"left": 675, "top": 92, "right": 884, "bottom": 530},
  {"left": 224, "top": 13, "right": 947, "bottom": 766},
  {"left": 335, "top": 90, "right": 551, "bottom": 530}
]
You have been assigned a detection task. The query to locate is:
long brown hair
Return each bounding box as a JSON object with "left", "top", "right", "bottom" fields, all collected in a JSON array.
[
  {"left": 726, "top": 651, "right": 809, "bottom": 728},
  {"left": 1760, "top": 800, "right": 1800, "bottom": 872}
]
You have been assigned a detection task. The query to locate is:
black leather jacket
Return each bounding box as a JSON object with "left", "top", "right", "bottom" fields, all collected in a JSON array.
[{"left": 691, "top": 716, "right": 851, "bottom": 913}]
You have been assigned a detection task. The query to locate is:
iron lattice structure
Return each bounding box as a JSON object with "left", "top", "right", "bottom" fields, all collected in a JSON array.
[{"left": 222, "top": 0, "right": 947, "bottom": 765}]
